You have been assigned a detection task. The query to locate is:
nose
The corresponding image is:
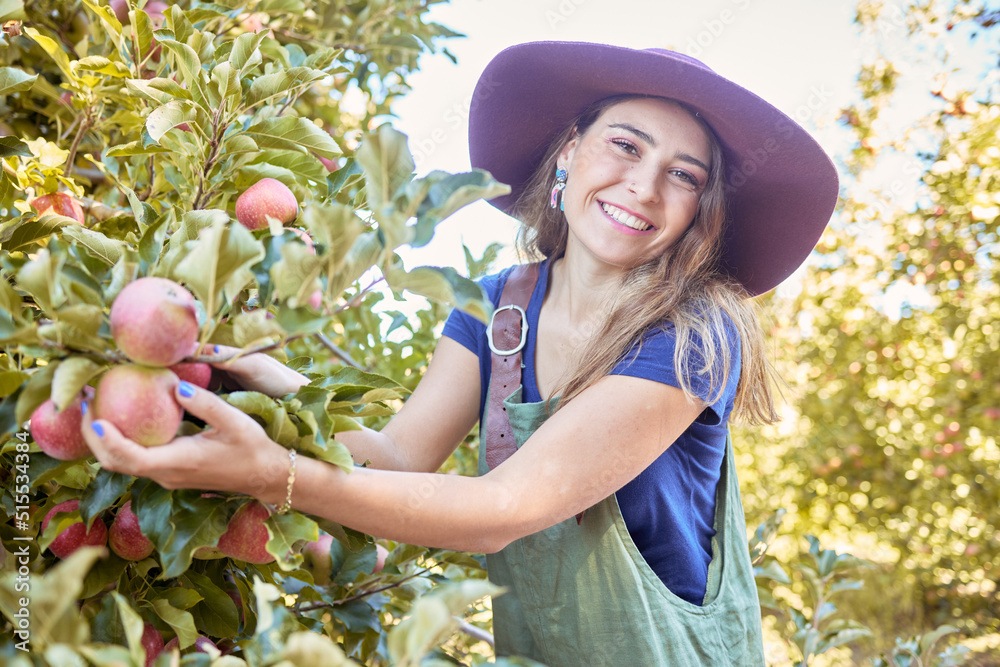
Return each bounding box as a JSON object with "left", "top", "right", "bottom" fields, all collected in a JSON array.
[{"left": 627, "top": 165, "right": 660, "bottom": 204}]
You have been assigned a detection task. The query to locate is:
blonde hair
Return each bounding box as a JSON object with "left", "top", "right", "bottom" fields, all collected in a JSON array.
[{"left": 512, "top": 95, "right": 779, "bottom": 424}]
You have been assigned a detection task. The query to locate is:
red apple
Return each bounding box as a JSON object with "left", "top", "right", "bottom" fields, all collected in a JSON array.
[
  {"left": 41, "top": 499, "right": 107, "bottom": 559},
  {"left": 168, "top": 362, "right": 212, "bottom": 389},
  {"left": 217, "top": 501, "right": 275, "bottom": 564},
  {"left": 29, "top": 192, "right": 85, "bottom": 225},
  {"left": 373, "top": 544, "right": 389, "bottom": 574},
  {"left": 235, "top": 178, "right": 298, "bottom": 230},
  {"left": 93, "top": 365, "right": 183, "bottom": 447},
  {"left": 161, "top": 635, "right": 218, "bottom": 656},
  {"left": 110, "top": 277, "right": 199, "bottom": 366},
  {"left": 141, "top": 623, "right": 164, "bottom": 667},
  {"left": 109, "top": 500, "right": 154, "bottom": 561},
  {"left": 30, "top": 396, "right": 91, "bottom": 461}
]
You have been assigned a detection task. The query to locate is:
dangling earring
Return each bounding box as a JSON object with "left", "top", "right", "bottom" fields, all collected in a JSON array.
[{"left": 549, "top": 167, "right": 568, "bottom": 211}]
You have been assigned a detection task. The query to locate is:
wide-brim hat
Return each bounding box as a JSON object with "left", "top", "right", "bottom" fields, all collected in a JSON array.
[{"left": 468, "top": 41, "right": 840, "bottom": 296}]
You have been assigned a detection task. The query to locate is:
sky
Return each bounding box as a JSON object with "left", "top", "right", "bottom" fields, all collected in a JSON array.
[{"left": 390, "top": 0, "right": 863, "bottom": 274}]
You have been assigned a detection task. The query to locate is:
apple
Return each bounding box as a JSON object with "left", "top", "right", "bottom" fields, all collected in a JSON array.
[
  {"left": 373, "top": 544, "right": 389, "bottom": 574},
  {"left": 235, "top": 178, "right": 298, "bottom": 230},
  {"left": 41, "top": 499, "right": 107, "bottom": 559},
  {"left": 110, "top": 277, "right": 199, "bottom": 366},
  {"left": 301, "top": 533, "right": 334, "bottom": 585},
  {"left": 29, "top": 192, "right": 85, "bottom": 225},
  {"left": 141, "top": 623, "right": 164, "bottom": 667},
  {"left": 93, "top": 365, "right": 183, "bottom": 447},
  {"left": 109, "top": 500, "right": 154, "bottom": 561},
  {"left": 161, "top": 635, "right": 218, "bottom": 656},
  {"left": 168, "top": 362, "right": 212, "bottom": 389},
  {"left": 30, "top": 396, "right": 91, "bottom": 461},
  {"left": 217, "top": 501, "right": 275, "bottom": 564},
  {"left": 287, "top": 228, "right": 323, "bottom": 310}
]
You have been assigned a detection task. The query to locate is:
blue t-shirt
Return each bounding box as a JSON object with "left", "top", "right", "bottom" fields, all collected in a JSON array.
[{"left": 441, "top": 259, "right": 741, "bottom": 605}]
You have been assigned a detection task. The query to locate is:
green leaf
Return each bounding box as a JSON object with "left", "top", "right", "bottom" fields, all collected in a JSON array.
[
  {"left": 229, "top": 30, "right": 267, "bottom": 75},
  {"left": 50, "top": 356, "right": 102, "bottom": 411},
  {"left": 59, "top": 225, "right": 124, "bottom": 266},
  {"left": 409, "top": 170, "right": 510, "bottom": 247},
  {"left": 155, "top": 38, "right": 208, "bottom": 108},
  {"left": 265, "top": 511, "right": 317, "bottom": 571},
  {"left": 0, "top": 216, "right": 79, "bottom": 253},
  {"left": 245, "top": 67, "right": 327, "bottom": 108},
  {"left": 172, "top": 217, "right": 264, "bottom": 320},
  {"left": 280, "top": 632, "right": 353, "bottom": 666},
  {"left": 387, "top": 580, "right": 500, "bottom": 667},
  {"left": 151, "top": 598, "right": 199, "bottom": 649},
  {"left": 0, "top": 0, "right": 26, "bottom": 22},
  {"left": 79, "top": 469, "right": 133, "bottom": 525},
  {"left": 105, "top": 140, "right": 172, "bottom": 157},
  {"left": 244, "top": 115, "right": 340, "bottom": 159},
  {"left": 209, "top": 61, "right": 239, "bottom": 108},
  {"left": 145, "top": 100, "right": 199, "bottom": 143},
  {"left": 125, "top": 77, "right": 192, "bottom": 104},
  {"left": 184, "top": 571, "right": 240, "bottom": 639},
  {"left": 385, "top": 265, "right": 492, "bottom": 323},
  {"left": 0, "top": 547, "right": 101, "bottom": 650},
  {"left": 356, "top": 125, "right": 415, "bottom": 211},
  {"left": 75, "top": 56, "right": 131, "bottom": 78},
  {"left": 23, "top": 27, "right": 77, "bottom": 84},
  {"left": 0, "top": 67, "right": 37, "bottom": 97},
  {"left": 113, "top": 591, "right": 147, "bottom": 667}
]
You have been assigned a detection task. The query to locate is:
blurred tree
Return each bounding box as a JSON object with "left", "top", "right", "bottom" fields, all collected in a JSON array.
[{"left": 735, "top": 0, "right": 999, "bottom": 657}]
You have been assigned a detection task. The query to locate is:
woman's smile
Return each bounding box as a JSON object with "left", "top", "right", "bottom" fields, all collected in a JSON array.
[{"left": 599, "top": 200, "right": 656, "bottom": 233}]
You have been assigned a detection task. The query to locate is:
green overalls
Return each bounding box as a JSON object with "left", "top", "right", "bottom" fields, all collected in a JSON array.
[{"left": 480, "top": 387, "right": 766, "bottom": 666}]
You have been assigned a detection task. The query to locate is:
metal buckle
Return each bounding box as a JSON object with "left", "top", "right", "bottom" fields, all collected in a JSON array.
[{"left": 486, "top": 304, "right": 528, "bottom": 356}]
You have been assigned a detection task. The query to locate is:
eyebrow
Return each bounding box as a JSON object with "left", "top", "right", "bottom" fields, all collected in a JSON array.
[{"left": 607, "top": 122, "right": 711, "bottom": 174}]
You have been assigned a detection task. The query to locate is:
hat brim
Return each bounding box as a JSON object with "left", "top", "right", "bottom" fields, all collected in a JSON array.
[{"left": 468, "top": 41, "right": 839, "bottom": 296}]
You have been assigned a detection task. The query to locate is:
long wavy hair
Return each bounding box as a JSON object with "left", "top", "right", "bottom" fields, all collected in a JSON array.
[{"left": 511, "top": 95, "right": 779, "bottom": 424}]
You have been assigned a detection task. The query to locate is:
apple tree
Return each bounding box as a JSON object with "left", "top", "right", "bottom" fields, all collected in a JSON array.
[{"left": 0, "top": 1, "right": 526, "bottom": 665}]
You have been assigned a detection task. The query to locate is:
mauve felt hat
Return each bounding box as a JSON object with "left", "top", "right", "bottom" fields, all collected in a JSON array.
[{"left": 468, "top": 41, "right": 840, "bottom": 296}]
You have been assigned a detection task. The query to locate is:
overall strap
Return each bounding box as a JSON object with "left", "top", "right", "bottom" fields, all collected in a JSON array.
[{"left": 484, "top": 263, "right": 540, "bottom": 470}]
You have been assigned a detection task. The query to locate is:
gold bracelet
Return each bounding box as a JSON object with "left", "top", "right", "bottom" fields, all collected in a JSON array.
[{"left": 276, "top": 450, "right": 297, "bottom": 515}]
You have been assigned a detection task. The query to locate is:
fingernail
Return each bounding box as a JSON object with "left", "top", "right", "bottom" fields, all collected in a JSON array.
[
  {"left": 92, "top": 422, "right": 104, "bottom": 437},
  {"left": 81, "top": 400, "right": 88, "bottom": 416},
  {"left": 178, "top": 381, "right": 195, "bottom": 398}
]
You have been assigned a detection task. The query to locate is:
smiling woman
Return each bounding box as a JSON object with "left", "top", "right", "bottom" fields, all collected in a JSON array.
[{"left": 82, "top": 41, "right": 839, "bottom": 667}]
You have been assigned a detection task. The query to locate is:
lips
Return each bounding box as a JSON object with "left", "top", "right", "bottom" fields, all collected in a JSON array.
[{"left": 600, "top": 202, "right": 653, "bottom": 231}]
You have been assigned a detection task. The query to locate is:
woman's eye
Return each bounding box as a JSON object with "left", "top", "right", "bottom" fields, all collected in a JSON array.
[
  {"left": 672, "top": 169, "right": 698, "bottom": 187},
  {"left": 612, "top": 139, "right": 637, "bottom": 154}
]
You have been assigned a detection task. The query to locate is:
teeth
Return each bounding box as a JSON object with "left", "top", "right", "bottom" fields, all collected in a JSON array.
[{"left": 601, "top": 203, "right": 650, "bottom": 231}]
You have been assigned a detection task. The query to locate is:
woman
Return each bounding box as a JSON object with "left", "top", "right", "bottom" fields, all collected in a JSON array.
[{"left": 83, "top": 42, "right": 838, "bottom": 665}]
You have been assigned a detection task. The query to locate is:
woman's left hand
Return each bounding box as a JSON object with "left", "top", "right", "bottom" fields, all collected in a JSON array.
[{"left": 81, "top": 380, "right": 291, "bottom": 503}]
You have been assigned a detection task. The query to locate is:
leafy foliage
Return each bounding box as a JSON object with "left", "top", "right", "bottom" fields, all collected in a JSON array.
[{"left": 0, "top": 0, "right": 508, "bottom": 664}]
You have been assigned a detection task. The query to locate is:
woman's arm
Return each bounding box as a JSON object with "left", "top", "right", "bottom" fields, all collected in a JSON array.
[
  {"left": 82, "top": 364, "right": 703, "bottom": 554},
  {"left": 207, "top": 338, "right": 481, "bottom": 473}
]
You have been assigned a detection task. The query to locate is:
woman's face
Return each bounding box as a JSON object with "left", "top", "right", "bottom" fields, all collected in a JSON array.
[{"left": 557, "top": 97, "right": 712, "bottom": 271}]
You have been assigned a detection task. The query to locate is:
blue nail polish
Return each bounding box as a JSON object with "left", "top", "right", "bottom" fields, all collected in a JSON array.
[
  {"left": 92, "top": 422, "right": 104, "bottom": 437},
  {"left": 179, "top": 381, "right": 195, "bottom": 398},
  {"left": 213, "top": 344, "right": 220, "bottom": 353},
  {"left": 81, "top": 400, "right": 88, "bottom": 416}
]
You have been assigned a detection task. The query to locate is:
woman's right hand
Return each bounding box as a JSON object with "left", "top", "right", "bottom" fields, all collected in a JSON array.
[{"left": 206, "top": 344, "right": 310, "bottom": 397}]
